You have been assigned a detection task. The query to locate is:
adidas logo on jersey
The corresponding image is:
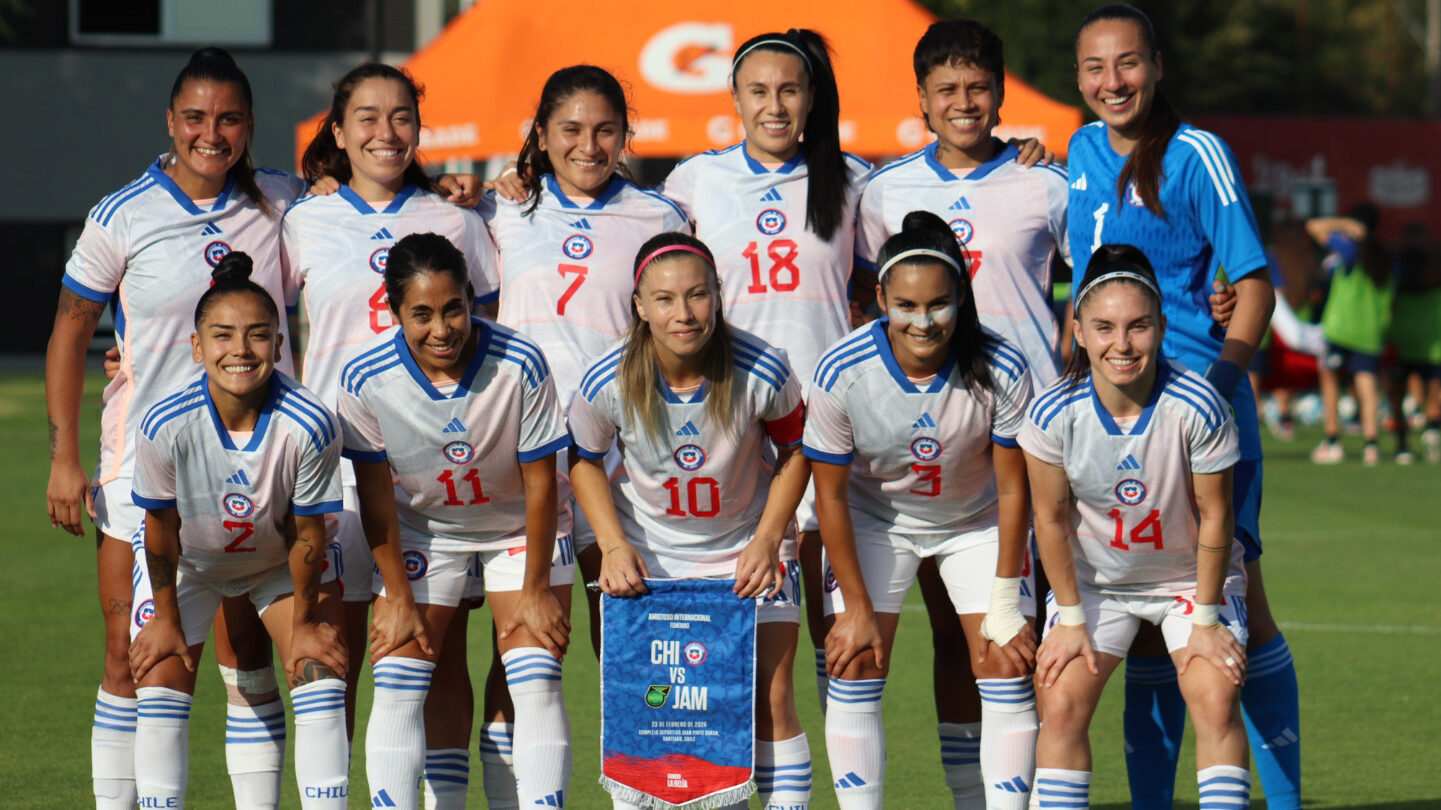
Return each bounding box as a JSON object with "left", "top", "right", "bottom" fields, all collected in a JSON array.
[
  {"left": 948, "top": 197, "right": 971, "bottom": 211},
  {"left": 441, "top": 418, "right": 466, "bottom": 434},
  {"left": 224, "top": 469, "right": 251, "bottom": 486},
  {"left": 200, "top": 222, "right": 224, "bottom": 236},
  {"left": 370, "top": 227, "right": 394, "bottom": 240},
  {"left": 1071, "top": 173, "right": 1088, "bottom": 191},
  {"left": 759, "top": 188, "right": 783, "bottom": 202},
  {"left": 568, "top": 218, "right": 592, "bottom": 230},
  {"left": 912, "top": 413, "right": 937, "bottom": 429},
  {"left": 1116, "top": 454, "right": 1141, "bottom": 471},
  {"left": 675, "top": 420, "right": 701, "bottom": 437}
]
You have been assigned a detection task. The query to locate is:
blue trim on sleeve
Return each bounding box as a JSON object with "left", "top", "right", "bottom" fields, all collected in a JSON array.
[
  {"left": 991, "top": 434, "right": 1020, "bottom": 448},
  {"left": 517, "top": 434, "right": 570, "bottom": 463},
  {"left": 293, "top": 500, "right": 343, "bottom": 516},
  {"left": 341, "top": 447, "right": 388, "bottom": 463},
  {"left": 476, "top": 291, "right": 499, "bottom": 305},
  {"left": 61, "top": 274, "right": 113, "bottom": 303},
  {"left": 131, "top": 492, "right": 176, "bottom": 511},
  {"left": 802, "top": 445, "right": 854, "bottom": 465}
]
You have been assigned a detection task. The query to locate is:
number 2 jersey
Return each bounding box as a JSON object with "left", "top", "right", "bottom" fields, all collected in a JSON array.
[
  {"left": 567, "top": 329, "right": 805, "bottom": 576},
  {"left": 659, "top": 143, "right": 871, "bottom": 390},
  {"left": 478, "top": 174, "right": 688, "bottom": 406},
  {"left": 131, "top": 372, "right": 342, "bottom": 582},
  {"left": 856, "top": 142, "right": 1071, "bottom": 390},
  {"left": 1017, "top": 359, "right": 1244, "bottom": 596},
  {"left": 336, "top": 319, "right": 570, "bottom": 551},
  {"left": 802, "top": 320, "right": 1032, "bottom": 540},
  {"left": 62, "top": 158, "right": 305, "bottom": 486}
]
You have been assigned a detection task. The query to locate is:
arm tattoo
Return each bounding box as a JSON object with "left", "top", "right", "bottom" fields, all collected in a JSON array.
[
  {"left": 301, "top": 581, "right": 317, "bottom": 603},
  {"left": 289, "top": 659, "right": 339, "bottom": 687},
  {"left": 145, "top": 550, "right": 176, "bottom": 590},
  {"left": 57, "top": 288, "right": 105, "bottom": 323},
  {"left": 48, "top": 420, "right": 58, "bottom": 460}
]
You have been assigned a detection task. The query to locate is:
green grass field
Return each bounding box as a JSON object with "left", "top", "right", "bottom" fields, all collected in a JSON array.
[{"left": 1, "top": 370, "right": 1437, "bottom": 808}]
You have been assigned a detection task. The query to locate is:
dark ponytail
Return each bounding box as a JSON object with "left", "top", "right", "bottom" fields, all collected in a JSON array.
[
  {"left": 875, "top": 210, "right": 992, "bottom": 393},
  {"left": 193, "top": 251, "right": 279, "bottom": 326},
  {"left": 732, "top": 29, "right": 847, "bottom": 242},
  {"left": 300, "top": 63, "right": 438, "bottom": 194},
  {"left": 170, "top": 47, "right": 272, "bottom": 218},
  {"left": 516, "top": 65, "right": 634, "bottom": 216},
  {"left": 1077, "top": 4, "right": 1180, "bottom": 219}
]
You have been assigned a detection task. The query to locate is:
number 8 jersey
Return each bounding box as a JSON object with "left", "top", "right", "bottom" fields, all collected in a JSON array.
[{"left": 1017, "top": 359, "right": 1244, "bottom": 596}]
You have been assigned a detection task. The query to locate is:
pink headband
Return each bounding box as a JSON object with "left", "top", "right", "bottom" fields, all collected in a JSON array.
[{"left": 634, "top": 244, "right": 714, "bottom": 285}]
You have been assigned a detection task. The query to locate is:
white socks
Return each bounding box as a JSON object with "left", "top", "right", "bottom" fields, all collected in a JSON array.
[
  {"left": 422, "top": 749, "right": 470, "bottom": 810},
  {"left": 225, "top": 699, "right": 285, "bottom": 809},
  {"left": 92, "top": 688, "right": 137, "bottom": 809},
  {"left": 291, "top": 679, "right": 349, "bottom": 808},
  {"left": 756, "top": 733, "right": 811, "bottom": 809},
  {"left": 978, "top": 676, "right": 1039, "bottom": 810},
  {"left": 135, "top": 686, "right": 192, "bottom": 808},
  {"left": 824, "top": 678, "right": 885, "bottom": 810},
  {"left": 502, "top": 648, "right": 570, "bottom": 807},
  {"left": 479, "top": 721, "right": 519, "bottom": 810},
  {"left": 366, "top": 657, "right": 435, "bottom": 810},
  {"left": 938, "top": 721, "right": 982, "bottom": 809},
  {"left": 1033, "top": 768, "right": 1089, "bottom": 809},
  {"left": 1197, "top": 765, "right": 1250, "bottom": 809}
]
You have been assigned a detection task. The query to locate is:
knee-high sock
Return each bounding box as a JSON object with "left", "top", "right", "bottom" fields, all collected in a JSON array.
[
  {"left": 422, "top": 749, "right": 469, "bottom": 810},
  {"left": 1197, "top": 765, "right": 1250, "bottom": 810},
  {"left": 478, "top": 721, "right": 519, "bottom": 810},
  {"left": 978, "top": 677, "right": 1038, "bottom": 810},
  {"left": 365, "top": 657, "right": 435, "bottom": 810},
  {"left": 824, "top": 678, "right": 885, "bottom": 810},
  {"left": 225, "top": 700, "right": 285, "bottom": 809},
  {"left": 1123, "top": 655, "right": 1185, "bottom": 809},
  {"left": 756, "top": 733, "right": 811, "bottom": 809},
  {"left": 813, "top": 648, "right": 828, "bottom": 715},
  {"left": 135, "top": 687, "right": 192, "bottom": 808},
  {"left": 291, "top": 679, "right": 349, "bottom": 809},
  {"left": 92, "top": 688, "right": 138, "bottom": 810},
  {"left": 502, "top": 648, "right": 570, "bottom": 807},
  {"left": 1242, "top": 634, "right": 1301, "bottom": 810},
  {"left": 1032, "top": 768, "right": 1089, "bottom": 810},
  {"left": 937, "top": 722, "right": 981, "bottom": 810}
]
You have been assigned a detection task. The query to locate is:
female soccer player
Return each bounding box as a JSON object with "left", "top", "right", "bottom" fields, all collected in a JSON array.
[
  {"left": 46, "top": 47, "right": 306, "bottom": 809},
  {"left": 569, "top": 233, "right": 812, "bottom": 809},
  {"left": 337, "top": 233, "right": 572, "bottom": 810},
  {"left": 806, "top": 211, "right": 1036, "bottom": 810},
  {"left": 127, "top": 252, "right": 348, "bottom": 809},
  {"left": 285, "top": 62, "right": 499, "bottom": 804},
  {"left": 1069, "top": 6, "right": 1296, "bottom": 807},
  {"left": 1020, "top": 244, "right": 1250, "bottom": 809}
]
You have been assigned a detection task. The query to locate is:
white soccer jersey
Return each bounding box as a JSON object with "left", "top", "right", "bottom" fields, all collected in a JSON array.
[
  {"left": 659, "top": 143, "right": 871, "bottom": 389},
  {"left": 568, "top": 329, "right": 805, "bottom": 575},
  {"left": 62, "top": 158, "right": 305, "bottom": 486},
  {"left": 857, "top": 142, "right": 1071, "bottom": 390},
  {"left": 336, "top": 319, "right": 570, "bottom": 551},
  {"left": 131, "top": 372, "right": 342, "bottom": 582},
  {"left": 803, "top": 321, "right": 1031, "bottom": 538},
  {"left": 1018, "top": 360, "right": 1244, "bottom": 596},
  {"left": 478, "top": 174, "right": 688, "bottom": 406}
]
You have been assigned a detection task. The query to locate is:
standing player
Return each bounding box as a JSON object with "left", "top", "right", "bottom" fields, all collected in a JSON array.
[
  {"left": 806, "top": 212, "right": 1036, "bottom": 810},
  {"left": 1020, "top": 245, "right": 1251, "bottom": 809},
  {"left": 337, "top": 233, "right": 572, "bottom": 810},
  {"left": 127, "top": 253, "right": 349, "bottom": 809},
  {"left": 854, "top": 22, "right": 1069, "bottom": 804},
  {"left": 45, "top": 47, "right": 305, "bottom": 809},
  {"left": 1068, "top": 5, "right": 1295, "bottom": 807},
  {"left": 569, "top": 233, "right": 812, "bottom": 810},
  {"left": 285, "top": 62, "right": 499, "bottom": 806}
]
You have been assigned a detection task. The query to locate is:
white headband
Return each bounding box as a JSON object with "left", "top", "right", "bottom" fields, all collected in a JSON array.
[
  {"left": 878, "top": 248, "right": 963, "bottom": 281},
  {"left": 1075, "top": 269, "right": 1161, "bottom": 307},
  {"left": 732, "top": 38, "right": 813, "bottom": 73}
]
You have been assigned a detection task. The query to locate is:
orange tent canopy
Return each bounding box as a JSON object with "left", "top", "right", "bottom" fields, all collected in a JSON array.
[{"left": 294, "top": 0, "right": 1081, "bottom": 168}]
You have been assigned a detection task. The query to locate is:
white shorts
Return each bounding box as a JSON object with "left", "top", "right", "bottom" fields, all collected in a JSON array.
[
  {"left": 1042, "top": 587, "right": 1250, "bottom": 659},
  {"left": 93, "top": 477, "right": 145, "bottom": 542},
  {"left": 794, "top": 481, "right": 819, "bottom": 534},
  {"left": 327, "top": 485, "right": 373, "bottom": 603},
  {"left": 376, "top": 535, "right": 576, "bottom": 607},
  {"left": 131, "top": 561, "right": 336, "bottom": 647},
  {"left": 823, "top": 519, "right": 1036, "bottom": 617}
]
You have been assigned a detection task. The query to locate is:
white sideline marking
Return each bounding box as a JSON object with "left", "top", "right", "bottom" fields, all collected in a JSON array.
[{"left": 1278, "top": 621, "right": 1441, "bottom": 636}]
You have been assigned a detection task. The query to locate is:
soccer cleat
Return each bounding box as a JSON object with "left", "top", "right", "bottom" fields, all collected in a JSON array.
[
  {"left": 1423, "top": 428, "right": 1441, "bottom": 463},
  {"left": 1395, "top": 449, "right": 1415, "bottom": 465},
  {"left": 1310, "top": 440, "right": 1343, "bottom": 464},
  {"left": 1362, "top": 442, "right": 1380, "bottom": 466}
]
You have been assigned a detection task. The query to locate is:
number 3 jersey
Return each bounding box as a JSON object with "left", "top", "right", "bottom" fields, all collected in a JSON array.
[
  {"left": 131, "top": 372, "right": 342, "bottom": 582},
  {"left": 1017, "top": 360, "right": 1243, "bottom": 596},
  {"left": 803, "top": 320, "right": 1032, "bottom": 540},
  {"left": 567, "top": 329, "right": 805, "bottom": 575},
  {"left": 478, "top": 175, "right": 688, "bottom": 407},
  {"left": 336, "top": 319, "right": 570, "bottom": 551}
]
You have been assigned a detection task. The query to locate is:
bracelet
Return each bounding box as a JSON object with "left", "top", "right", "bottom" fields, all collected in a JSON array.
[
  {"left": 1191, "top": 603, "right": 1220, "bottom": 626},
  {"left": 500, "top": 165, "right": 518, "bottom": 177},
  {"left": 1057, "top": 602, "right": 1087, "bottom": 626}
]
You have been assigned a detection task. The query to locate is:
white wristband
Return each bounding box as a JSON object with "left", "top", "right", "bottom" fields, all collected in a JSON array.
[
  {"left": 979, "top": 576, "right": 1027, "bottom": 647},
  {"left": 1057, "top": 602, "right": 1087, "bottom": 626},
  {"left": 1191, "top": 603, "right": 1220, "bottom": 626}
]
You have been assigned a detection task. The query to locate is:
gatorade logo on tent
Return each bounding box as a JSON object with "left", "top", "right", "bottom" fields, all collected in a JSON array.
[{"left": 639, "top": 22, "right": 733, "bottom": 95}]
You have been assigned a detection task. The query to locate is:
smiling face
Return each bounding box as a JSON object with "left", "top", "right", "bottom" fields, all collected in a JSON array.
[
  {"left": 1075, "top": 18, "right": 1162, "bottom": 151},
  {"left": 537, "top": 90, "right": 625, "bottom": 199},
  {"left": 191, "top": 291, "right": 281, "bottom": 409},
  {"left": 166, "top": 79, "right": 252, "bottom": 198},
  {"left": 878, "top": 262, "right": 961, "bottom": 377},
  {"left": 332, "top": 76, "right": 419, "bottom": 200},
  {"left": 732, "top": 49, "right": 814, "bottom": 164},
  {"left": 633, "top": 255, "right": 719, "bottom": 373},
  {"left": 1074, "top": 280, "right": 1165, "bottom": 399},
  {"left": 918, "top": 60, "right": 1001, "bottom": 168},
  {"left": 393, "top": 269, "right": 475, "bottom": 381}
]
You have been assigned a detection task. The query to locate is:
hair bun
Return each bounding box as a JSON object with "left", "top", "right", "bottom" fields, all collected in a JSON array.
[
  {"left": 211, "top": 251, "right": 254, "bottom": 284},
  {"left": 188, "top": 46, "right": 238, "bottom": 70},
  {"left": 901, "top": 209, "right": 952, "bottom": 239}
]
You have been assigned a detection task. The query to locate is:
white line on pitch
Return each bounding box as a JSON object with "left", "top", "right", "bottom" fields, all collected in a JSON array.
[{"left": 1278, "top": 621, "right": 1441, "bottom": 636}]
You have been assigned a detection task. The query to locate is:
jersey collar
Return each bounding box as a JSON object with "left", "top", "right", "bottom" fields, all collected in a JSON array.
[
  {"left": 336, "top": 183, "right": 419, "bottom": 215},
  {"left": 739, "top": 141, "right": 805, "bottom": 175},
  {"left": 657, "top": 377, "right": 707, "bottom": 404},
  {"left": 922, "top": 140, "right": 1017, "bottom": 182},
  {"left": 147, "top": 156, "right": 236, "bottom": 216},
  {"left": 1089, "top": 359, "right": 1170, "bottom": 436},
  {"left": 202, "top": 373, "right": 279, "bottom": 452},
  {"left": 544, "top": 174, "right": 626, "bottom": 209},
  {"left": 393, "top": 317, "right": 491, "bottom": 400},
  {"left": 869, "top": 319, "right": 956, "bottom": 394}
]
